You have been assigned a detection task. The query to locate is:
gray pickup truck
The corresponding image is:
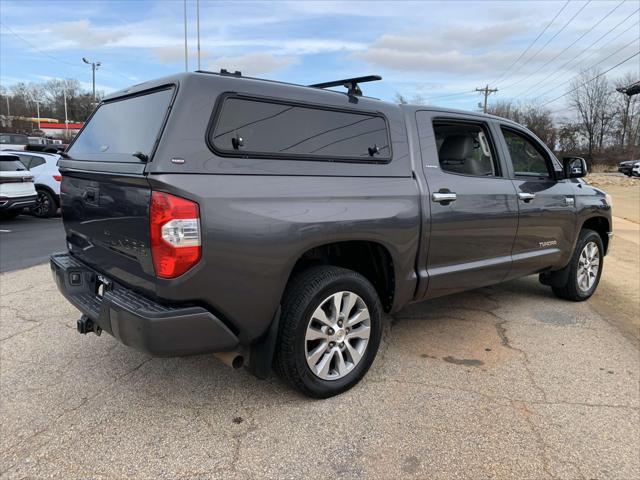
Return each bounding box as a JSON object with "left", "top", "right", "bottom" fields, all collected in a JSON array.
[{"left": 51, "top": 72, "right": 612, "bottom": 397}]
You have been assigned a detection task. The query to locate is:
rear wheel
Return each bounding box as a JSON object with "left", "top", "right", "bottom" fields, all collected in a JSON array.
[
  {"left": 274, "top": 266, "right": 382, "bottom": 398},
  {"left": 552, "top": 229, "right": 603, "bottom": 301},
  {"left": 32, "top": 188, "right": 56, "bottom": 218}
]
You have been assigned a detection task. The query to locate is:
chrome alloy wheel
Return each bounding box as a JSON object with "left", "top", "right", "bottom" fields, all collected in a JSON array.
[
  {"left": 577, "top": 241, "right": 600, "bottom": 292},
  {"left": 304, "top": 291, "right": 371, "bottom": 381}
]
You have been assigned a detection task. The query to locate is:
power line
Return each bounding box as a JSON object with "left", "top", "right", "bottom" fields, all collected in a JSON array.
[
  {"left": 536, "top": 38, "right": 638, "bottom": 99},
  {"left": 501, "top": 0, "right": 629, "bottom": 91},
  {"left": 0, "top": 22, "right": 78, "bottom": 67},
  {"left": 422, "top": 90, "right": 477, "bottom": 102},
  {"left": 517, "top": 14, "right": 639, "bottom": 99},
  {"left": 541, "top": 51, "right": 640, "bottom": 106},
  {"left": 498, "top": 0, "right": 593, "bottom": 86},
  {"left": 490, "top": 0, "right": 570, "bottom": 86}
]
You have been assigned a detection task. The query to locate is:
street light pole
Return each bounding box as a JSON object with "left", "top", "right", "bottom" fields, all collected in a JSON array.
[{"left": 82, "top": 57, "right": 101, "bottom": 104}]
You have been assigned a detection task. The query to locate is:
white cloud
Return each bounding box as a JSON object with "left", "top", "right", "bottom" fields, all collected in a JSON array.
[
  {"left": 207, "top": 53, "right": 298, "bottom": 76},
  {"left": 355, "top": 23, "right": 525, "bottom": 75},
  {"left": 49, "top": 20, "right": 129, "bottom": 48},
  {"left": 152, "top": 46, "right": 210, "bottom": 64}
]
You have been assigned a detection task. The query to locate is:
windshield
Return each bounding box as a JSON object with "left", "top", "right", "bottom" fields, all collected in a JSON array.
[{"left": 68, "top": 87, "right": 174, "bottom": 162}]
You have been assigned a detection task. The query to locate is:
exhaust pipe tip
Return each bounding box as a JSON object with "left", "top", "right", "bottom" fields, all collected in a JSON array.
[{"left": 214, "top": 351, "right": 244, "bottom": 369}]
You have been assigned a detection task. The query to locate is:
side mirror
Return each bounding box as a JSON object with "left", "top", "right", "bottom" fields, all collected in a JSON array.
[{"left": 563, "top": 156, "right": 587, "bottom": 178}]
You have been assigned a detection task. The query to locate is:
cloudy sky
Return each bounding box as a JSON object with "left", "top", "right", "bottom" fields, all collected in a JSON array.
[{"left": 1, "top": 0, "right": 638, "bottom": 114}]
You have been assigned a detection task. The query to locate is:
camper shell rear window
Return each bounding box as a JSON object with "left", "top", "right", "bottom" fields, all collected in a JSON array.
[{"left": 67, "top": 86, "right": 175, "bottom": 162}]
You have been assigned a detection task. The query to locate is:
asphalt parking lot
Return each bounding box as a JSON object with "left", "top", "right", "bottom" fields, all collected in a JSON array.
[
  {"left": 0, "top": 215, "right": 65, "bottom": 272},
  {"left": 1, "top": 186, "right": 639, "bottom": 479}
]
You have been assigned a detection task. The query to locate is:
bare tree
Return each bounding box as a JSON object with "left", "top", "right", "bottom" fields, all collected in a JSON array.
[
  {"left": 487, "top": 100, "right": 555, "bottom": 146},
  {"left": 394, "top": 92, "right": 426, "bottom": 105},
  {"left": 568, "top": 68, "right": 611, "bottom": 161},
  {"left": 613, "top": 73, "right": 640, "bottom": 152}
]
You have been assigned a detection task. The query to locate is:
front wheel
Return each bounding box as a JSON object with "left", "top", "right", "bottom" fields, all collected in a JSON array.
[
  {"left": 274, "top": 266, "right": 382, "bottom": 398},
  {"left": 552, "top": 229, "right": 603, "bottom": 301}
]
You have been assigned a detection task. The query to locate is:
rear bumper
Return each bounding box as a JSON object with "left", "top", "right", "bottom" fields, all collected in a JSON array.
[
  {"left": 0, "top": 194, "right": 37, "bottom": 210},
  {"left": 50, "top": 252, "right": 239, "bottom": 356}
]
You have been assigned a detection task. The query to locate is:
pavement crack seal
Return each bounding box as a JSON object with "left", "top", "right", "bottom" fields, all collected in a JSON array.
[{"left": 0, "top": 357, "right": 153, "bottom": 474}]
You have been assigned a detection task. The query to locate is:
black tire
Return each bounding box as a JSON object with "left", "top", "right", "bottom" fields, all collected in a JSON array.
[
  {"left": 552, "top": 229, "right": 603, "bottom": 301},
  {"left": 32, "top": 188, "right": 57, "bottom": 218},
  {"left": 274, "top": 266, "right": 382, "bottom": 398}
]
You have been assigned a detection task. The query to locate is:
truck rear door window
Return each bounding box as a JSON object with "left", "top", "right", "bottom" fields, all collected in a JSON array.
[
  {"left": 211, "top": 97, "right": 390, "bottom": 161},
  {"left": 433, "top": 121, "right": 499, "bottom": 177},
  {"left": 67, "top": 87, "right": 174, "bottom": 162}
]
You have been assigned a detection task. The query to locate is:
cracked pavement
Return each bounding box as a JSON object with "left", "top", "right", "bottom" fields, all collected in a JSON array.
[{"left": 1, "top": 214, "right": 639, "bottom": 479}]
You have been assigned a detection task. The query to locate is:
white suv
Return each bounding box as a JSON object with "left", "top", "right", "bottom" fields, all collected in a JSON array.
[
  {"left": 0, "top": 154, "right": 37, "bottom": 218},
  {"left": 6, "top": 151, "right": 61, "bottom": 217}
]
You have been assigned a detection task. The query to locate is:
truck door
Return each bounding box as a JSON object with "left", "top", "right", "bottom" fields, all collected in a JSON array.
[
  {"left": 497, "top": 126, "right": 577, "bottom": 279},
  {"left": 415, "top": 112, "right": 519, "bottom": 299}
]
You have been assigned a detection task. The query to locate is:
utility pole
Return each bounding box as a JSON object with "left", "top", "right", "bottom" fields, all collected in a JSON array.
[
  {"left": 196, "top": 0, "right": 201, "bottom": 70},
  {"left": 476, "top": 84, "right": 498, "bottom": 113},
  {"left": 36, "top": 101, "right": 40, "bottom": 131},
  {"left": 184, "top": 0, "right": 189, "bottom": 72},
  {"left": 82, "top": 57, "right": 101, "bottom": 104}
]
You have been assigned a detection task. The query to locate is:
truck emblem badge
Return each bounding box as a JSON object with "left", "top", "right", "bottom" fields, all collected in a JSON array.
[
  {"left": 171, "top": 158, "right": 185, "bottom": 165},
  {"left": 539, "top": 240, "right": 558, "bottom": 248}
]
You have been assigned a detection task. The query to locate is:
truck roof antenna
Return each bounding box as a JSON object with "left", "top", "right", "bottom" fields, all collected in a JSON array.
[{"left": 309, "top": 75, "right": 382, "bottom": 96}]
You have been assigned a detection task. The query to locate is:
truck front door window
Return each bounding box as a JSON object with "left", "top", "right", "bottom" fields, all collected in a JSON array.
[{"left": 502, "top": 129, "right": 551, "bottom": 178}]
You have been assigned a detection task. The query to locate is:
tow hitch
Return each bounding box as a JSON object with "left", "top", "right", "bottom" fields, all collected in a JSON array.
[{"left": 77, "top": 315, "right": 101, "bottom": 336}]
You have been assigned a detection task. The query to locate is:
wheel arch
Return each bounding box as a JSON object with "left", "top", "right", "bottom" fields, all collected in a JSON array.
[
  {"left": 287, "top": 240, "right": 396, "bottom": 312},
  {"left": 34, "top": 183, "right": 60, "bottom": 207},
  {"left": 580, "top": 216, "right": 610, "bottom": 255}
]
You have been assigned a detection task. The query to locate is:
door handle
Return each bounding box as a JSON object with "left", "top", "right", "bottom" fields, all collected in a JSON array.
[
  {"left": 518, "top": 192, "right": 535, "bottom": 202},
  {"left": 432, "top": 192, "right": 457, "bottom": 203}
]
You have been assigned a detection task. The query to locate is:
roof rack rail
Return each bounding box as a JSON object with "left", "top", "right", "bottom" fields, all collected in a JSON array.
[
  {"left": 309, "top": 75, "right": 382, "bottom": 96},
  {"left": 195, "top": 69, "right": 242, "bottom": 77}
]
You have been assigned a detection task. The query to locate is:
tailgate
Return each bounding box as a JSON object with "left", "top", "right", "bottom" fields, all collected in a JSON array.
[
  {"left": 59, "top": 85, "right": 176, "bottom": 292},
  {"left": 62, "top": 172, "right": 156, "bottom": 290}
]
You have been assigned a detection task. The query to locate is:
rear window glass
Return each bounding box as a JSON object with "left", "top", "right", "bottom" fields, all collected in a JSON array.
[
  {"left": 0, "top": 157, "right": 27, "bottom": 171},
  {"left": 68, "top": 87, "right": 174, "bottom": 162},
  {"left": 211, "top": 97, "right": 390, "bottom": 161}
]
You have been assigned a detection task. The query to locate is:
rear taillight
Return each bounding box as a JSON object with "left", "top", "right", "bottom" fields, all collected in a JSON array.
[
  {"left": 53, "top": 175, "right": 62, "bottom": 181},
  {"left": 150, "top": 191, "right": 201, "bottom": 278}
]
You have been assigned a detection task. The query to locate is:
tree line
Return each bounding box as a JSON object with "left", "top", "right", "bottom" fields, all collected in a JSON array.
[
  {"left": 2, "top": 70, "right": 638, "bottom": 164},
  {"left": 397, "top": 70, "right": 639, "bottom": 166},
  {"left": 0, "top": 79, "right": 103, "bottom": 134}
]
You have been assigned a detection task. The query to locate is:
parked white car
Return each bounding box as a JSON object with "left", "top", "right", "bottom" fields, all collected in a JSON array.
[
  {"left": 5, "top": 151, "right": 61, "bottom": 217},
  {"left": 0, "top": 133, "right": 28, "bottom": 151},
  {"left": 632, "top": 161, "right": 640, "bottom": 177},
  {"left": 0, "top": 154, "right": 37, "bottom": 218}
]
